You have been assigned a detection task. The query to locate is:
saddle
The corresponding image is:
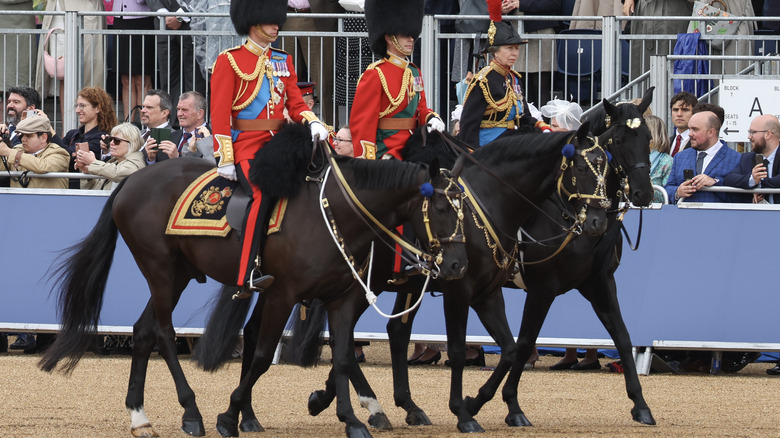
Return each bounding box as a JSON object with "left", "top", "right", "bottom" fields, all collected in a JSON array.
[{"left": 166, "top": 169, "right": 287, "bottom": 237}]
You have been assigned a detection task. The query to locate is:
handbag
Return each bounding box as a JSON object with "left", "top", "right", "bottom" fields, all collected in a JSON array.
[
  {"left": 687, "top": 0, "right": 740, "bottom": 36},
  {"left": 43, "top": 27, "right": 65, "bottom": 80},
  {"left": 455, "top": 0, "right": 490, "bottom": 33},
  {"left": 338, "top": 0, "right": 364, "bottom": 12}
]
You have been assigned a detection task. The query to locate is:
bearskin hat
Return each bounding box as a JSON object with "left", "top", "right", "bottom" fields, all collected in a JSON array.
[
  {"left": 230, "top": 0, "right": 287, "bottom": 36},
  {"left": 365, "top": 0, "right": 425, "bottom": 57}
]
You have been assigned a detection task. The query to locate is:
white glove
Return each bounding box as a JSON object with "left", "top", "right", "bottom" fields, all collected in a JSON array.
[
  {"left": 427, "top": 117, "right": 445, "bottom": 133},
  {"left": 217, "top": 163, "right": 237, "bottom": 181},
  {"left": 310, "top": 121, "right": 329, "bottom": 142}
]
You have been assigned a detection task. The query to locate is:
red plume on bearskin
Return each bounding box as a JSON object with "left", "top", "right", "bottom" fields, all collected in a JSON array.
[{"left": 487, "top": 0, "right": 502, "bottom": 22}]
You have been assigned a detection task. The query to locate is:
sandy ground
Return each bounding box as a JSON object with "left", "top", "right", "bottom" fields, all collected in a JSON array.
[{"left": 0, "top": 340, "right": 778, "bottom": 438}]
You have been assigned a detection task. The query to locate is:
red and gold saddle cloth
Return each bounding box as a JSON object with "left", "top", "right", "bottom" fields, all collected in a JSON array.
[{"left": 166, "top": 169, "right": 288, "bottom": 237}]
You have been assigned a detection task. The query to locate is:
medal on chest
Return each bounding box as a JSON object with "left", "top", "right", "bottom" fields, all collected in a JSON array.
[{"left": 412, "top": 75, "right": 423, "bottom": 93}]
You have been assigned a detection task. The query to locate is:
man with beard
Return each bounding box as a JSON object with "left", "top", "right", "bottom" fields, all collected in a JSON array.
[
  {"left": 665, "top": 111, "right": 741, "bottom": 203},
  {"left": 724, "top": 114, "right": 780, "bottom": 204},
  {"left": 1, "top": 86, "right": 42, "bottom": 147}
]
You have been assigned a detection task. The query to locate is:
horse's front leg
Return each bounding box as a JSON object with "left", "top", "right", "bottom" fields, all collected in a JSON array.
[
  {"left": 327, "top": 296, "right": 374, "bottom": 438},
  {"left": 216, "top": 296, "right": 293, "bottom": 437},
  {"left": 500, "top": 290, "right": 556, "bottom": 428},
  {"left": 463, "top": 287, "right": 519, "bottom": 417},
  {"left": 441, "top": 289, "right": 483, "bottom": 433},
  {"left": 582, "top": 275, "right": 655, "bottom": 425},
  {"left": 386, "top": 291, "right": 431, "bottom": 426}
]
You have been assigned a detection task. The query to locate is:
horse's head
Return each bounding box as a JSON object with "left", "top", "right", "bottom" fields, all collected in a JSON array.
[
  {"left": 558, "top": 122, "right": 610, "bottom": 237},
  {"left": 600, "top": 87, "right": 654, "bottom": 207},
  {"left": 408, "top": 156, "right": 468, "bottom": 281}
]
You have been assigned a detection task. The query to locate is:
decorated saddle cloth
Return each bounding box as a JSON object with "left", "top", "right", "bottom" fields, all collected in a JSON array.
[{"left": 166, "top": 169, "right": 287, "bottom": 237}]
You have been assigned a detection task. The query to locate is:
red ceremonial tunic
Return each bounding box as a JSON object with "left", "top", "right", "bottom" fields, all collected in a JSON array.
[{"left": 349, "top": 53, "right": 436, "bottom": 160}]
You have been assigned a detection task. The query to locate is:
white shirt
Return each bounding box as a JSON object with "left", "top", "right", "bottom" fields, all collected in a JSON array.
[{"left": 699, "top": 139, "right": 724, "bottom": 175}]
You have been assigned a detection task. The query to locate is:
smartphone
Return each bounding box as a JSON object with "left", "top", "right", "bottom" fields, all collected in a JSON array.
[
  {"left": 24, "top": 110, "right": 36, "bottom": 119},
  {"left": 683, "top": 169, "right": 694, "bottom": 181},
  {"left": 754, "top": 154, "right": 765, "bottom": 167},
  {"left": 149, "top": 128, "right": 171, "bottom": 149},
  {"left": 76, "top": 142, "right": 89, "bottom": 153}
]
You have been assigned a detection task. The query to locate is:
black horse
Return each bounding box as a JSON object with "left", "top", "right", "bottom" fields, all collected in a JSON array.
[
  {"left": 39, "top": 124, "right": 468, "bottom": 438},
  {"left": 292, "top": 122, "right": 614, "bottom": 431}
]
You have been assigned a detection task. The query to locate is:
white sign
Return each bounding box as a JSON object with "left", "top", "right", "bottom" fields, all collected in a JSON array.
[{"left": 720, "top": 79, "right": 780, "bottom": 143}]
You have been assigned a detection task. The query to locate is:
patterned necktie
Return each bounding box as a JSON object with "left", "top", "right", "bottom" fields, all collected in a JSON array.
[
  {"left": 672, "top": 134, "right": 682, "bottom": 157},
  {"left": 179, "top": 132, "right": 192, "bottom": 153},
  {"left": 695, "top": 151, "right": 706, "bottom": 175}
]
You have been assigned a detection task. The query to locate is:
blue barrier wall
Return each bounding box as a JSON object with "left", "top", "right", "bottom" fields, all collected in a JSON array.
[{"left": 1, "top": 189, "right": 776, "bottom": 349}]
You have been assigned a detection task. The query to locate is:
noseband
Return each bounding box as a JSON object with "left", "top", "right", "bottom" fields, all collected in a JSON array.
[{"left": 421, "top": 169, "right": 466, "bottom": 271}]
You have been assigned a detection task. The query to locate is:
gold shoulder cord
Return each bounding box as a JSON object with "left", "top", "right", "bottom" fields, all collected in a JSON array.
[
  {"left": 374, "top": 63, "right": 414, "bottom": 118},
  {"left": 226, "top": 50, "right": 274, "bottom": 111},
  {"left": 477, "top": 66, "right": 522, "bottom": 129}
]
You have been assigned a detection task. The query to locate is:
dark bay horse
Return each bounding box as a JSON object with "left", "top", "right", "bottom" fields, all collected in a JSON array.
[
  {"left": 39, "top": 124, "right": 468, "bottom": 438},
  {"left": 299, "top": 123, "right": 614, "bottom": 432}
]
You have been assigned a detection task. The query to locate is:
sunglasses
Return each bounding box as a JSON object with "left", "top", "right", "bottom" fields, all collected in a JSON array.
[{"left": 105, "top": 136, "right": 129, "bottom": 145}]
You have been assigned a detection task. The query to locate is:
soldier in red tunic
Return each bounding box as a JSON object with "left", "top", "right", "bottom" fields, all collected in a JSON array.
[
  {"left": 211, "top": 0, "right": 330, "bottom": 297},
  {"left": 349, "top": 0, "right": 445, "bottom": 160}
]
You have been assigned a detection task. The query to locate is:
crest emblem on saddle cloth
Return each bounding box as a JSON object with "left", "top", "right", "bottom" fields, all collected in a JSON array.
[{"left": 192, "top": 186, "right": 233, "bottom": 216}]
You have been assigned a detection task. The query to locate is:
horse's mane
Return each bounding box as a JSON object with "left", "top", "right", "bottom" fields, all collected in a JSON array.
[
  {"left": 249, "top": 123, "right": 322, "bottom": 199},
  {"left": 581, "top": 101, "right": 645, "bottom": 136},
  {"left": 336, "top": 155, "right": 426, "bottom": 191},
  {"left": 402, "top": 128, "right": 574, "bottom": 170}
]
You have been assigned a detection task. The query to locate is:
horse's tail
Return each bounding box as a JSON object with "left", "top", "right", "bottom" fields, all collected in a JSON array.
[
  {"left": 193, "top": 284, "right": 252, "bottom": 372},
  {"left": 281, "top": 299, "right": 327, "bottom": 368},
  {"left": 39, "top": 179, "right": 127, "bottom": 373}
]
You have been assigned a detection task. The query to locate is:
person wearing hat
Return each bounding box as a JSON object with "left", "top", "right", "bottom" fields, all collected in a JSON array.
[
  {"left": 210, "top": 0, "right": 330, "bottom": 297},
  {"left": 0, "top": 114, "right": 69, "bottom": 189},
  {"left": 458, "top": 0, "right": 551, "bottom": 148},
  {"left": 349, "top": 0, "right": 446, "bottom": 160}
]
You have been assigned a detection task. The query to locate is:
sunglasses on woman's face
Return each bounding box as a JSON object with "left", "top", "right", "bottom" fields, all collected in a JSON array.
[{"left": 105, "top": 136, "right": 129, "bottom": 145}]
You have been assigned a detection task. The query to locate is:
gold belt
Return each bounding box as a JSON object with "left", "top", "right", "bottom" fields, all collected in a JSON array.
[
  {"left": 480, "top": 120, "right": 516, "bottom": 129},
  {"left": 231, "top": 118, "right": 284, "bottom": 132}
]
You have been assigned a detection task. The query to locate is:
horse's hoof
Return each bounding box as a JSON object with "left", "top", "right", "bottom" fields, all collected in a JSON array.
[
  {"left": 130, "top": 422, "right": 159, "bottom": 437},
  {"left": 367, "top": 412, "right": 393, "bottom": 430},
  {"left": 216, "top": 413, "right": 239, "bottom": 437},
  {"left": 465, "top": 396, "right": 483, "bottom": 416},
  {"left": 505, "top": 412, "right": 532, "bottom": 427},
  {"left": 457, "top": 419, "right": 484, "bottom": 433},
  {"left": 239, "top": 417, "right": 264, "bottom": 432},
  {"left": 404, "top": 408, "right": 432, "bottom": 426},
  {"left": 308, "top": 390, "right": 331, "bottom": 416},
  {"left": 345, "top": 424, "right": 373, "bottom": 438},
  {"left": 181, "top": 418, "right": 205, "bottom": 436},
  {"left": 631, "top": 407, "right": 656, "bottom": 425}
]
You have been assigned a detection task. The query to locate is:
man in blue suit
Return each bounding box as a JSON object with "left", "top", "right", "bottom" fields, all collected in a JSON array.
[
  {"left": 724, "top": 114, "right": 780, "bottom": 204},
  {"left": 665, "top": 111, "right": 741, "bottom": 203}
]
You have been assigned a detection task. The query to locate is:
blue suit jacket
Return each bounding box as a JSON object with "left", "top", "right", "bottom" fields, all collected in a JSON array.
[
  {"left": 723, "top": 151, "right": 780, "bottom": 203},
  {"left": 665, "top": 143, "right": 742, "bottom": 203}
]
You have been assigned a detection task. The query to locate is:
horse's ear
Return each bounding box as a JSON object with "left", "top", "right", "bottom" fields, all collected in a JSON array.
[
  {"left": 603, "top": 98, "right": 617, "bottom": 117},
  {"left": 577, "top": 120, "right": 591, "bottom": 142},
  {"left": 637, "top": 86, "right": 654, "bottom": 114},
  {"left": 450, "top": 155, "right": 466, "bottom": 180}
]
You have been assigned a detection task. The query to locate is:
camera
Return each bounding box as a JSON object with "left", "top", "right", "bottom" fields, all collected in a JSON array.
[{"left": 0, "top": 129, "right": 10, "bottom": 146}]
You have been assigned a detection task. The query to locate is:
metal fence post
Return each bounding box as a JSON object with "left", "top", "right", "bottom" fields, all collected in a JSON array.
[
  {"left": 64, "top": 10, "right": 79, "bottom": 133},
  {"left": 601, "top": 16, "right": 618, "bottom": 100},
  {"left": 649, "top": 54, "right": 668, "bottom": 125},
  {"left": 420, "top": 14, "right": 436, "bottom": 114}
]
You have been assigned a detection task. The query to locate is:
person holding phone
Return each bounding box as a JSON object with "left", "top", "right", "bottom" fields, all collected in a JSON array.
[
  {"left": 157, "top": 91, "right": 211, "bottom": 160},
  {"left": 211, "top": 0, "right": 330, "bottom": 297},
  {"left": 724, "top": 114, "right": 780, "bottom": 204},
  {"left": 140, "top": 89, "right": 174, "bottom": 164},
  {"left": 75, "top": 122, "right": 146, "bottom": 190},
  {"left": 62, "top": 87, "right": 118, "bottom": 188},
  {"left": 664, "top": 111, "right": 742, "bottom": 203}
]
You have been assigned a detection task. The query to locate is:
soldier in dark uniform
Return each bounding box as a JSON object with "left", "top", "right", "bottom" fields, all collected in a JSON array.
[
  {"left": 458, "top": 11, "right": 551, "bottom": 148},
  {"left": 211, "top": 0, "right": 330, "bottom": 297},
  {"left": 349, "top": 0, "right": 446, "bottom": 160}
]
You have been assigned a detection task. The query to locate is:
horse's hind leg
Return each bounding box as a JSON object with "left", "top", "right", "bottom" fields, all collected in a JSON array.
[
  {"left": 385, "top": 291, "right": 431, "bottom": 426},
  {"left": 126, "top": 301, "right": 161, "bottom": 437},
  {"left": 582, "top": 276, "right": 655, "bottom": 425},
  {"left": 233, "top": 294, "right": 264, "bottom": 433}
]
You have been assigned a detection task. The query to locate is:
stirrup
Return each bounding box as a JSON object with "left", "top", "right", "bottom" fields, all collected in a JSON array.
[{"left": 250, "top": 273, "right": 274, "bottom": 291}]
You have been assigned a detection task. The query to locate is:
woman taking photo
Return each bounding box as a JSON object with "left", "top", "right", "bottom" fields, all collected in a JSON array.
[
  {"left": 75, "top": 122, "right": 146, "bottom": 190},
  {"left": 62, "top": 87, "right": 117, "bottom": 188}
]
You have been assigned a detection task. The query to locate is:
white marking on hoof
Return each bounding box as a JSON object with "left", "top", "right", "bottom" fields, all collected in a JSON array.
[
  {"left": 359, "top": 395, "right": 384, "bottom": 415},
  {"left": 128, "top": 407, "right": 158, "bottom": 437}
]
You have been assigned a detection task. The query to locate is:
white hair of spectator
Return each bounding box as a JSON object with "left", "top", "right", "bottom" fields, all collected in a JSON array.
[{"left": 540, "top": 99, "right": 583, "bottom": 130}]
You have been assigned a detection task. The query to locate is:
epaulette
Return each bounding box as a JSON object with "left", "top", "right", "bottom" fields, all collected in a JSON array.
[
  {"left": 211, "top": 44, "right": 243, "bottom": 72},
  {"left": 268, "top": 47, "right": 289, "bottom": 56},
  {"left": 365, "top": 59, "right": 384, "bottom": 71},
  {"left": 462, "top": 65, "right": 491, "bottom": 104}
]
